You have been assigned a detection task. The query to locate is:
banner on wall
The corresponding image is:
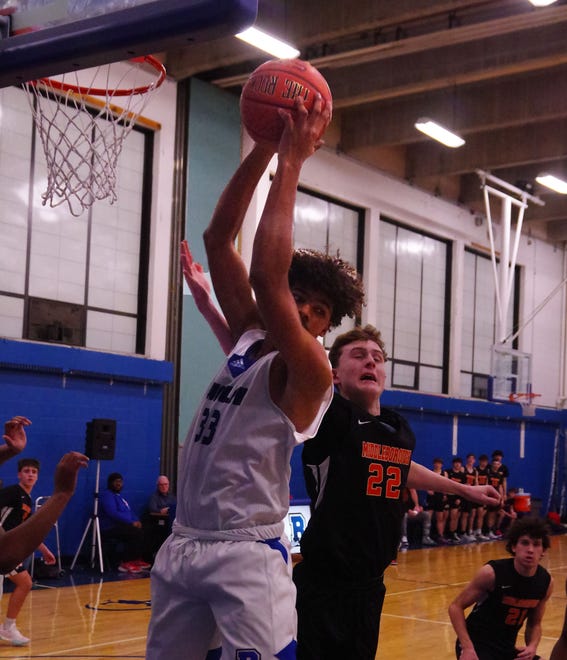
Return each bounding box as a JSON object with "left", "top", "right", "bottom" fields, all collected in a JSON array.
[{"left": 284, "top": 503, "right": 311, "bottom": 554}]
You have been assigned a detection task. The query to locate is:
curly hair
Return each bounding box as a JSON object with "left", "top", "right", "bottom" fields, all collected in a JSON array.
[
  {"left": 288, "top": 249, "right": 364, "bottom": 329},
  {"left": 328, "top": 324, "right": 387, "bottom": 368},
  {"left": 505, "top": 517, "right": 551, "bottom": 554}
]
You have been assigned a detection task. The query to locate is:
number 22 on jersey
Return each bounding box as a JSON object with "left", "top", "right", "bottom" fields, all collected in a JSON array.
[{"left": 366, "top": 463, "right": 402, "bottom": 498}]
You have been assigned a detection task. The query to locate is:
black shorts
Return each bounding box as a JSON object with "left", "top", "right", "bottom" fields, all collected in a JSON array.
[
  {"left": 3, "top": 563, "right": 26, "bottom": 578},
  {"left": 294, "top": 560, "right": 386, "bottom": 660},
  {"left": 426, "top": 493, "right": 448, "bottom": 513},
  {"left": 460, "top": 499, "right": 474, "bottom": 514},
  {"left": 448, "top": 495, "right": 462, "bottom": 509}
]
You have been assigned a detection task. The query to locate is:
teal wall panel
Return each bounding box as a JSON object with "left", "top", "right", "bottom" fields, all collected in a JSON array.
[{"left": 179, "top": 78, "right": 241, "bottom": 443}]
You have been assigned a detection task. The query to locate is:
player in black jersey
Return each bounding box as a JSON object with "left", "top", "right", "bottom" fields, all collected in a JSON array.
[
  {"left": 447, "top": 457, "right": 467, "bottom": 543},
  {"left": 475, "top": 454, "right": 491, "bottom": 540},
  {"left": 293, "top": 325, "right": 502, "bottom": 660},
  {"left": 460, "top": 454, "right": 479, "bottom": 542},
  {"left": 449, "top": 517, "right": 552, "bottom": 660},
  {"left": 492, "top": 450, "right": 510, "bottom": 497},
  {"left": 425, "top": 457, "right": 450, "bottom": 542},
  {"left": 487, "top": 458, "right": 506, "bottom": 539}
]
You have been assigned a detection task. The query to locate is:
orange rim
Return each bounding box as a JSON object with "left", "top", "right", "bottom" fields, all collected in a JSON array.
[
  {"left": 28, "top": 55, "right": 166, "bottom": 96},
  {"left": 509, "top": 392, "right": 541, "bottom": 402}
]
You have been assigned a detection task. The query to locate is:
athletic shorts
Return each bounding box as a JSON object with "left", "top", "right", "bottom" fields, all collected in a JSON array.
[
  {"left": 460, "top": 499, "right": 474, "bottom": 514},
  {"left": 448, "top": 495, "right": 462, "bottom": 509},
  {"left": 146, "top": 533, "right": 297, "bottom": 660},
  {"left": 294, "top": 560, "right": 386, "bottom": 660},
  {"left": 426, "top": 494, "right": 448, "bottom": 513},
  {"left": 3, "top": 563, "right": 25, "bottom": 578}
]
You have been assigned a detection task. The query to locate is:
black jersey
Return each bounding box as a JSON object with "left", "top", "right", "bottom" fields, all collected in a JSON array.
[
  {"left": 300, "top": 393, "right": 415, "bottom": 581},
  {"left": 488, "top": 469, "right": 504, "bottom": 492},
  {"left": 463, "top": 466, "right": 478, "bottom": 487},
  {"left": 0, "top": 484, "right": 32, "bottom": 531},
  {"left": 477, "top": 466, "right": 490, "bottom": 487},
  {"left": 465, "top": 558, "right": 551, "bottom": 655},
  {"left": 447, "top": 468, "right": 467, "bottom": 486}
]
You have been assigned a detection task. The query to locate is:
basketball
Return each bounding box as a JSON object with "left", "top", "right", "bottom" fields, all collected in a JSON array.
[{"left": 240, "top": 58, "right": 333, "bottom": 145}]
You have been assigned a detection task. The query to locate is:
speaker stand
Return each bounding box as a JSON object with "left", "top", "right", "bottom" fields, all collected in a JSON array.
[{"left": 70, "top": 460, "right": 105, "bottom": 573}]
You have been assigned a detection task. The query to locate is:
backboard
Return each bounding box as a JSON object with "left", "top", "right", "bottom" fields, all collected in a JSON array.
[
  {"left": 488, "top": 344, "right": 533, "bottom": 403},
  {"left": 0, "top": 0, "right": 257, "bottom": 88}
]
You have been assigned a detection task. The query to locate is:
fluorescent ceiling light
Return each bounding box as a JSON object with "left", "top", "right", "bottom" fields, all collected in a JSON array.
[
  {"left": 536, "top": 173, "right": 567, "bottom": 194},
  {"left": 529, "top": 0, "right": 558, "bottom": 6},
  {"left": 414, "top": 118, "right": 465, "bottom": 148},
  {"left": 236, "top": 27, "right": 300, "bottom": 59}
]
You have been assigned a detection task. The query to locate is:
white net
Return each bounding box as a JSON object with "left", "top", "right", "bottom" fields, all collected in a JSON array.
[
  {"left": 510, "top": 393, "right": 540, "bottom": 417},
  {"left": 24, "top": 56, "right": 165, "bottom": 216}
]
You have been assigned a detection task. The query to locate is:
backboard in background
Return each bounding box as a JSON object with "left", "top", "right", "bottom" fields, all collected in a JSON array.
[
  {"left": 0, "top": 0, "right": 257, "bottom": 88},
  {"left": 488, "top": 344, "right": 533, "bottom": 403}
]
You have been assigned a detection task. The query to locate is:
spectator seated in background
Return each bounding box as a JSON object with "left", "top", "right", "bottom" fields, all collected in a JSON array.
[
  {"left": 99, "top": 472, "right": 151, "bottom": 574},
  {"left": 400, "top": 487, "right": 436, "bottom": 548},
  {"left": 145, "top": 475, "right": 176, "bottom": 557}
]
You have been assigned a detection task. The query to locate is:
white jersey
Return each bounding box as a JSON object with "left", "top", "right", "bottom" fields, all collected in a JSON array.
[{"left": 175, "top": 328, "right": 332, "bottom": 536}]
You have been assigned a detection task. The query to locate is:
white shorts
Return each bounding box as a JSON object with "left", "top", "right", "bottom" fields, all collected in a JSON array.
[{"left": 146, "top": 534, "right": 297, "bottom": 660}]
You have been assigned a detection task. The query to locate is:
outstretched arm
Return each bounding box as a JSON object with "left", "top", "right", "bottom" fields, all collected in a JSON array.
[
  {"left": 407, "top": 461, "right": 501, "bottom": 507},
  {"left": 550, "top": 579, "right": 567, "bottom": 660},
  {"left": 180, "top": 240, "right": 233, "bottom": 355},
  {"left": 249, "top": 96, "right": 333, "bottom": 431},
  {"left": 0, "top": 416, "right": 31, "bottom": 465},
  {"left": 517, "top": 580, "right": 553, "bottom": 660},
  {"left": 0, "top": 451, "right": 88, "bottom": 573},
  {"left": 448, "top": 564, "right": 495, "bottom": 660},
  {"left": 203, "top": 142, "right": 275, "bottom": 339}
]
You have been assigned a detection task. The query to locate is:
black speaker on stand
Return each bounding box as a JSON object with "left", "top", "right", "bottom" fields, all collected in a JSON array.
[
  {"left": 85, "top": 419, "right": 116, "bottom": 461},
  {"left": 71, "top": 419, "right": 116, "bottom": 573}
]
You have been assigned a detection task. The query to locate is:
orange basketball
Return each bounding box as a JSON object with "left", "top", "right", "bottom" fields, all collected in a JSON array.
[{"left": 240, "top": 59, "right": 333, "bottom": 145}]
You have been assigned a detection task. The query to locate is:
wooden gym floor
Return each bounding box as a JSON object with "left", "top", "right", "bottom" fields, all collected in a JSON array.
[{"left": 0, "top": 534, "right": 565, "bottom": 660}]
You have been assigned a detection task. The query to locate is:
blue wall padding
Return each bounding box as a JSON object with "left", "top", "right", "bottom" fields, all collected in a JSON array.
[{"left": 0, "top": 339, "right": 172, "bottom": 557}]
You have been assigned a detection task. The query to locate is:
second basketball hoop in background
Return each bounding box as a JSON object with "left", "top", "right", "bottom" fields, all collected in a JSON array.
[
  {"left": 240, "top": 58, "right": 332, "bottom": 146},
  {"left": 24, "top": 55, "right": 166, "bottom": 217}
]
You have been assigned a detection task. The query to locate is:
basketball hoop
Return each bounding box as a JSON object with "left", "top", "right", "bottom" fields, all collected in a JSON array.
[
  {"left": 509, "top": 392, "right": 541, "bottom": 417},
  {"left": 24, "top": 55, "right": 166, "bottom": 217}
]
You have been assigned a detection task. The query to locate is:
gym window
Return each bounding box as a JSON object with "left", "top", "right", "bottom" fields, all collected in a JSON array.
[
  {"left": 460, "top": 248, "right": 520, "bottom": 399},
  {"left": 0, "top": 85, "right": 153, "bottom": 355},
  {"left": 375, "top": 218, "right": 452, "bottom": 394}
]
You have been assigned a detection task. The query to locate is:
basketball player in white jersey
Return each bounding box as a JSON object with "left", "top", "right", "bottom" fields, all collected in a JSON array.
[{"left": 146, "top": 95, "right": 364, "bottom": 660}]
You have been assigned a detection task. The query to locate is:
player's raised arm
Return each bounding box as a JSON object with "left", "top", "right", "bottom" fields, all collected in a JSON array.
[
  {"left": 248, "top": 95, "right": 333, "bottom": 430},
  {"left": 180, "top": 240, "right": 233, "bottom": 355},
  {"left": 203, "top": 142, "right": 275, "bottom": 339}
]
